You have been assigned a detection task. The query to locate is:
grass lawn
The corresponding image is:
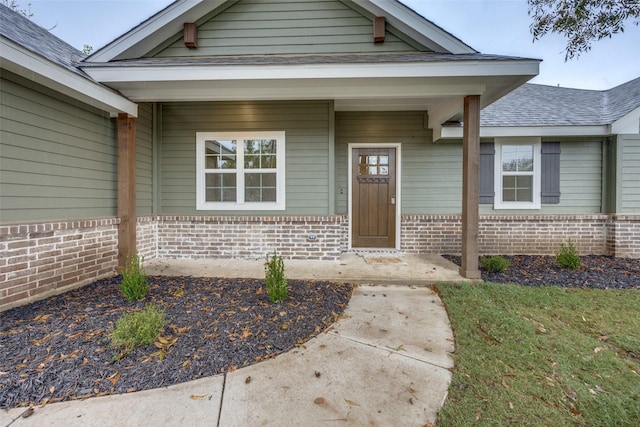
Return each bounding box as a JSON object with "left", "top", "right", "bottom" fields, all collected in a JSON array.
[{"left": 436, "top": 282, "right": 640, "bottom": 426}]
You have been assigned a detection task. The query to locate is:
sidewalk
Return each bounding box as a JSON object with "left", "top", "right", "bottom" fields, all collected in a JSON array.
[{"left": 2, "top": 254, "right": 461, "bottom": 426}]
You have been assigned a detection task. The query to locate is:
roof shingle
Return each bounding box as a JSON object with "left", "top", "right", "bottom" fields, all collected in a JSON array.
[
  {"left": 482, "top": 78, "right": 640, "bottom": 127},
  {"left": 0, "top": 3, "right": 85, "bottom": 75}
]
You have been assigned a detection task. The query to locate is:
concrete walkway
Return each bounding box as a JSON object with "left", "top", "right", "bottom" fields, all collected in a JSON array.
[{"left": 2, "top": 254, "right": 461, "bottom": 426}]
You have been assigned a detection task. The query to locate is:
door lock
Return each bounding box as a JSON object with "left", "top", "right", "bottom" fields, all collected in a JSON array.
[{"left": 391, "top": 195, "right": 396, "bottom": 205}]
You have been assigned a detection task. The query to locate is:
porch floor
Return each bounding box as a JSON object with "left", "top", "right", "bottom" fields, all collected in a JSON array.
[{"left": 144, "top": 252, "right": 472, "bottom": 284}]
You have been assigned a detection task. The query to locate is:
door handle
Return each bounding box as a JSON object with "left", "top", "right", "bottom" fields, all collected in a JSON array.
[{"left": 390, "top": 195, "right": 396, "bottom": 205}]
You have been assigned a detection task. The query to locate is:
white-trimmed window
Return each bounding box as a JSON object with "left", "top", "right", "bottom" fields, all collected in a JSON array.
[
  {"left": 494, "top": 137, "right": 541, "bottom": 209},
  {"left": 196, "top": 131, "right": 286, "bottom": 210}
]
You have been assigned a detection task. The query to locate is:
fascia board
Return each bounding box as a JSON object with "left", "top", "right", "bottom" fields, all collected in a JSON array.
[
  {"left": 84, "top": 60, "right": 539, "bottom": 83},
  {"left": 438, "top": 125, "right": 611, "bottom": 139},
  {"left": 365, "top": 0, "right": 476, "bottom": 53},
  {"left": 86, "top": 0, "right": 217, "bottom": 62},
  {"left": 1, "top": 38, "right": 137, "bottom": 117},
  {"left": 611, "top": 106, "right": 640, "bottom": 134},
  {"left": 108, "top": 80, "right": 486, "bottom": 102}
]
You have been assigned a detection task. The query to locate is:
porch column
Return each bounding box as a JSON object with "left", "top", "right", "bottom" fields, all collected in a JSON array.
[
  {"left": 117, "top": 113, "right": 137, "bottom": 269},
  {"left": 460, "top": 95, "right": 481, "bottom": 279}
]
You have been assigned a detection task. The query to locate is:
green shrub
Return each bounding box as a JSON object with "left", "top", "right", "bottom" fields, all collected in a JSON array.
[
  {"left": 480, "top": 256, "right": 510, "bottom": 273},
  {"left": 120, "top": 252, "right": 150, "bottom": 301},
  {"left": 265, "top": 250, "right": 288, "bottom": 303},
  {"left": 557, "top": 239, "right": 580, "bottom": 270},
  {"left": 110, "top": 305, "right": 165, "bottom": 357}
]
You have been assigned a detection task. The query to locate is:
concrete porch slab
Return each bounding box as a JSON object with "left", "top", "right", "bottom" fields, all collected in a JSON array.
[{"left": 144, "top": 252, "right": 470, "bottom": 284}]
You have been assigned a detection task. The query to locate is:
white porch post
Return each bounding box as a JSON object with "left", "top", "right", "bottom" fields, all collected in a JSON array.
[{"left": 460, "top": 95, "right": 481, "bottom": 279}]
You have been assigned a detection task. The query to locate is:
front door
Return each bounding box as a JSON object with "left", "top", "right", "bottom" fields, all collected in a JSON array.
[{"left": 352, "top": 147, "right": 397, "bottom": 248}]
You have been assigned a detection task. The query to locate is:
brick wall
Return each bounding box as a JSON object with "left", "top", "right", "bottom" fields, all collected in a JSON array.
[
  {"left": 3, "top": 213, "right": 638, "bottom": 311},
  {"left": 0, "top": 219, "right": 119, "bottom": 312},
  {"left": 146, "top": 215, "right": 349, "bottom": 261},
  {"left": 136, "top": 217, "right": 158, "bottom": 262},
  {"left": 607, "top": 215, "right": 640, "bottom": 258},
  {"left": 401, "top": 214, "right": 613, "bottom": 256}
]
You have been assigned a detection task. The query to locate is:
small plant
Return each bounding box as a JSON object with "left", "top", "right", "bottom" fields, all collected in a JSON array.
[
  {"left": 265, "top": 250, "right": 288, "bottom": 303},
  {"left": 110, "top": 304, "right": 165, "bottom": 358},
  {"left": 120, "top": 252, "right": 150, "bottom": 301},
  {"left": 557, "top": 239, "right": 580, "bottom": 270},
  {"left": 480, "top": 255, "right": 510, "bottom": 273}
]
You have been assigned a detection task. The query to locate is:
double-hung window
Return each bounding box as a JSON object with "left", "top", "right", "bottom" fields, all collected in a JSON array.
[
  {"left": 196, "top": 131, "right": 285, "bottom": 210},
  {"left": 494, "top": 138, "right": 541, "bottom": 209}
]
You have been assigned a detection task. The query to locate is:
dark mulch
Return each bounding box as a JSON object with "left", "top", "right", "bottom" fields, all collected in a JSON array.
[
  {"left": 0, "top": 277, "right": 353, "bottom": 409},
  {"left": 444, "top": 255, "right": 640, "bottom": 290}
]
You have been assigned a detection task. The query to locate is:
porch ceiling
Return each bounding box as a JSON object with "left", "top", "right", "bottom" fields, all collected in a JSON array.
[{"left": 82, "top": 53, "right": 539, "bottom": 134}]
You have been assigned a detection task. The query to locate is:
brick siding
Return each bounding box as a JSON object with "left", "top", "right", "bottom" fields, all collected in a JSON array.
[
  {"left": 401, "top": 214, "right": 616, "bottom": 256},
  {"left": 148, "top": 215, "right": 349, "bottom": 261},
  {"left": 3, "top": 214, "right": 638, "bottom": 311},
  {"left": 607, "top": 215, "right": 640, "bottom": 258},
  {"left": 0, "top": 219, "right": 118, "bottom": 312}
]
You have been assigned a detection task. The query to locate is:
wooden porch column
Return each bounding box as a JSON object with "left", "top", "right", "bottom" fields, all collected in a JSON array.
[
  {"left": 117, "top": 113, "right": 137, "bottom": 269},
  {"left": 460, "top": 95, "right": 481, "bottom": 279}
]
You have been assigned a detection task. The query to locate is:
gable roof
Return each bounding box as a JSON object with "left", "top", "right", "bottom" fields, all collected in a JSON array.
[
  {"left": 0, "top": 4, "right": 137, "bottom": 116},
  {"left": 85, "top": 0, "right": 476, "bottom": 63}
]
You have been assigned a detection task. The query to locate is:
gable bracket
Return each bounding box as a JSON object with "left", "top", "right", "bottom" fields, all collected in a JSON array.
[{"left": 373, "top": 16, "right": 386, "bottom": 43}]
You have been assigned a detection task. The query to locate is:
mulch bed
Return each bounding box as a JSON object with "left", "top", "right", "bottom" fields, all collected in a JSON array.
[
  {"left": 443, "top": 255, "right": 640, "bottom": 290},
  {"left": 0, "top": 277, "right": 353, "bottom": 409}
]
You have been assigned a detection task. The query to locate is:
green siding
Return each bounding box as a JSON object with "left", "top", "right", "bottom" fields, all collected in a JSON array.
[
  {"left": 152, "top": 0, "right": 421, "bottom": 57},
  {"left": 0, "top": 70, "right": 117, "bottom": 223},
  {"left": 159, "top": 101, "right": 331, "bottom": 215},
  {"left": 136, "top": 103, "right": 154, "bottom": 215},
  {"left": 620, "top": 134, "right": 640, "bottom": 212}
]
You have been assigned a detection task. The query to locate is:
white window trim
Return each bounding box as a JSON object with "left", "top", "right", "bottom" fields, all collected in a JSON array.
[
  {"left": 196, "top": 131, "right": 286, "bottom": 211},
  {"left": 494, "top": 137, "right": 541, "bottom": 210}
]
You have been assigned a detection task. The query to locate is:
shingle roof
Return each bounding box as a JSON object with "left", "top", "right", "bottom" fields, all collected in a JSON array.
[
  {"left": 80, "top": 51, "right": 534, "bottom": 68},
  {"left": 0, "top": 3, "right": 85, "bottom": 75},
  {"left": 481, "top": 77, "right": 640, "bottom": 127}
]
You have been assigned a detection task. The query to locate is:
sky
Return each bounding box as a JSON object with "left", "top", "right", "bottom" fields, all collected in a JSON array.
[{"left": 24, "top": 0, "right": 640, "bottom": 90}]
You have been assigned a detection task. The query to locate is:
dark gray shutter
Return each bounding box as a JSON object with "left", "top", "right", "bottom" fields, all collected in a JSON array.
[
  {"left": 541, "top": 141, "right": 561, "bottom": 204},
  {"left": 479, "top": 143, "right": 495, "bottom": 204}
]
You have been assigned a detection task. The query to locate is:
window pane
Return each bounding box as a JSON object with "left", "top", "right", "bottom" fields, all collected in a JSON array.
[
  {"left": 262, "top": 188, "right": 276, "bottom": 202},
  {"left": 205, "top": 173, "right": 236, "bottom": 202},
  {"left": 379, "top": 166, "right": 389, "bottom": 175},
  {"left": 515, "top": 176, "right": 533, "bottom": 201},
  {"left": 503, "top": 189, "right": 516, "bottom": 202},
  {"left": 503, "top": 175, "right": 532, "bottom": 202},
  {"left": 245, "top": 173, "right": 276, "bottom": 202},
  {"left": 368, "top": 166, "right": 377, "bottom": 175},
  {"left": 262, "top": 155, "right": 276, "bottom": 168},
  {"left": 244, "top": 155, "right": 259, "bottom": 169},
  {"left": 379, "top": 156, "right": 389, "bottom": 165},
  {"left": 205, "top": 140, "right": 236, "bottom": 169},
  {"left": 245, "top": 139, "right": 277, "bottom": 169},
  {"left": 502, "top": 145, "right": 533, "bottom": 172}
]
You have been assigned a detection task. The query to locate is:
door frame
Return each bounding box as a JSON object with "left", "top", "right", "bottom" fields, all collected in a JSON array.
[{"left": 347, "top": 143, "right": 402, "bottom": 250}]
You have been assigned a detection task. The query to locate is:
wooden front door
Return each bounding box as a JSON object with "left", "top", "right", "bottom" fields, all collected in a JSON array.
[{"left": 352, "top": 148, "right": 397, "bottom": 248}]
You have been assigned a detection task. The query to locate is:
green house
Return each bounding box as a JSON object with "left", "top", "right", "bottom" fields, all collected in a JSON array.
[{"left": 1, "top": 0, "right": 639, "bottom": 310}]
